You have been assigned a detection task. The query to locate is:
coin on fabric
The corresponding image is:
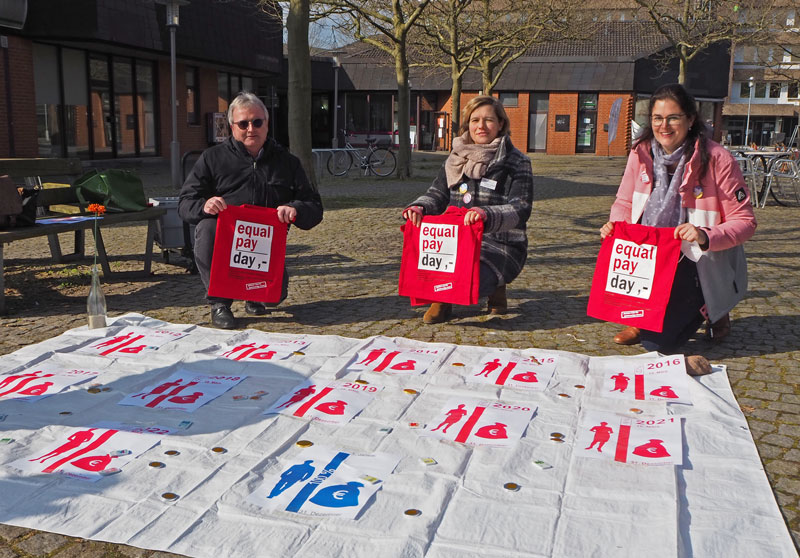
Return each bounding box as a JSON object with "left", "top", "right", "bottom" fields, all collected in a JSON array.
[
  {"left": 296, "top": 440, "right": 314, "bottom": 448},
  {"left": 404, "top": 509, "right": 422, "bottom": 516}
]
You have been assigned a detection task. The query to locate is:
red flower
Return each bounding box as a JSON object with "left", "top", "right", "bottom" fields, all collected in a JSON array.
[{"left": 88, "top": 203, "right": 106, "bottom": 216}]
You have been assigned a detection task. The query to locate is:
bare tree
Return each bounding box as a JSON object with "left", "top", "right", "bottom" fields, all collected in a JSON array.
[
  {"left": 414, "top": 0, "right": 479, "bottom": 140},
  {"left": 322, "top": 0, "right": 433, "bottom": 179},
  {"left": 633, "top": 0, "right": 778, "bottom": 84},
  {"left": 469, "top": 0, "right": 578, "bottom": 95}
]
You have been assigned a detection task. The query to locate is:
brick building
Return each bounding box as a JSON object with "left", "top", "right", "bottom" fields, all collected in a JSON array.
[
  {"left": 313, "top": 22, "right": 730, "bottom": 156},
  {"left": 0, "top": 0, "right": 282, "bottom": 161}
]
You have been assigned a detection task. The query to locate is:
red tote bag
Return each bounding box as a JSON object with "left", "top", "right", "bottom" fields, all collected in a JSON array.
[
  {"left": 207, "top": 204, "right": 288, "bottom": 303},
  {"left": 398, "top": 206, "right": 483, "bottom": 306},
  {"left": 586, "top": 221, "right": 681, "bottom": 332}
]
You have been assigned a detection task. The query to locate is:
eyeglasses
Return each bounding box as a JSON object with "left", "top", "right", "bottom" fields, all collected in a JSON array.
[
  {"left": 233, "top": 119, "right": 264, "bottom": 130},
  {"left": 651, "top": 114, "right": 685, "bottom": 127}
]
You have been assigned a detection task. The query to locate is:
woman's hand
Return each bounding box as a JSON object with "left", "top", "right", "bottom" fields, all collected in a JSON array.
[
  {"left": 600, "top": 221, "right": 614, "bottom": 239},
  {"left": 402, "top": 206, "right": 423, "bottom": 227},
  {"left": 464, "top": 208, "right": 486, "bottom": 226},
  {"left": 674, "top": 223, "right": 709, "bottom": 248}
]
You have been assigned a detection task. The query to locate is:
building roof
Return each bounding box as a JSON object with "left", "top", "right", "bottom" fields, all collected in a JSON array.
[{"left": 327, "top": 21, "right": 672, "bottom": 92}]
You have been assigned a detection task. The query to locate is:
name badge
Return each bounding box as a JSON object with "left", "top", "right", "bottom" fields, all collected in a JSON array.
[{"left": 479, "top": 178, "right": 497, "bottom": 190}]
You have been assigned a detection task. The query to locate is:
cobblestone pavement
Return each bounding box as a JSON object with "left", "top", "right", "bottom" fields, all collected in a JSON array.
[{"left": 1, "top": 153, "right": 798, "bottom": 556}]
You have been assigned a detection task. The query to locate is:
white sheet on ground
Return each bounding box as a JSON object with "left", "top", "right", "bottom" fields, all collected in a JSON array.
[{"left": 0, "top": 314, "right": 794, "bottom": 558}]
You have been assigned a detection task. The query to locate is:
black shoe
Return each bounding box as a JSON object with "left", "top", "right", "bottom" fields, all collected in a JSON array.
[
  {"left": 245, "top": 301, "right": 269, "bottom": 315},
  {"left": 210, "top": 304, "right": 236, "bottom": 329}
]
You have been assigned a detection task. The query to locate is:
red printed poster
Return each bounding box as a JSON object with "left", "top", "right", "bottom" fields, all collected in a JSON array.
[
  {"left": 587, "top": 222, "right": 681, "bottom": 332},
  {"left": 345, "top": 341, "right": 444, "bottom": 376},
  {"left": 421, "top": 397, "right": 535, "bottom": 448},
  {"left": 576, "top": 410, "right": 683, "bottom": 466},
  {"left": 208, "top": 205, "right": 288, "bottom": 303},
  {"left": 398, "top": 206, "right": 483, "bottom": 305},
  {"left": 0, "top": 362, "right": 99, "bottom": 402},
  {"left": 263, "top": 380, "right": 380, "bottom": 425},
  {"left": 117, "top": 370, "right": 246, "bottom": 412},
  {"left": 10, "top": 427, "right": 161, "bottom": 482},
  {"left": 76, "top": 327, "right": 188, "bottom": 357}
]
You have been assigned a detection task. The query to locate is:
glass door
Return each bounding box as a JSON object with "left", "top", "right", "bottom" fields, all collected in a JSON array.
[
  {"left": 576, "top": 93, "right": 598, "bottom": 153},
  {"left": 89, "top": 54, "right": 114, "bottom": 158},
  {"left": 113, "top": 58, "right": 137, "bottom": 157}
]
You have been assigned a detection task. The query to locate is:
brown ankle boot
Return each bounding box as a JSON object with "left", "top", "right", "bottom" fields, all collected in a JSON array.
[
  {"left": 423, "top": 303, "right": 452, "bottom": 324},
  {"left": 487, "top": 285, "right": 507, "bottom": 314},
  {"left": 613, "top": 326, "right": 640, "bottom": 345},
  {"left": 706, "top": 313, "right": 731, "bottom": 341}
]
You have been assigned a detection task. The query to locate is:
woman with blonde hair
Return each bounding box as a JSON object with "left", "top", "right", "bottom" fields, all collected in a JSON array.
[{"left": 403, "top": 96, "right": 534, "bottom": 323}]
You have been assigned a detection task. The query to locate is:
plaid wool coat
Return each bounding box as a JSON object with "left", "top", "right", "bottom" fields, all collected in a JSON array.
[{"left": 407, "top": 135, "right": 534, "bottom": 285}]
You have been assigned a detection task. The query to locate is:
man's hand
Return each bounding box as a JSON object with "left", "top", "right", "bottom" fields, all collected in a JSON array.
[
  {"left": 277, "top": 205, "right": 297, "bottom": 223},
  {"left": 203, "top": 196, "right": 227, "bottom": 215}
]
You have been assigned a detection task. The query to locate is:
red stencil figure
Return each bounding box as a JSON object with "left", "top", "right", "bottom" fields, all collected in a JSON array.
[
  {"left": 92, "top": 332, "right": 134, "bottom": 349},
  {"left": 433, "top": 404, "right": 468, "bottom": 433},
  {"left": 315, "top": 400, "right": 347, "bottom": 415},
  {"left": 168, "top": 391, "right": 204, "bottom": 405},
  {"left": 389, "top": 360, "right": 417, "bottom": 371},
  {"left": 650, "top": 385, "right": 678, "bottom": 399},
  {"left": 632, "top": 438, "right": 671, "bottom": 458},
  {"left": 357, "top": 349, "right": 386, "bottom": 366},
  {"left": 118, "top": 344, "right": 147, "bottom": 354},
  {"left": 511, "top": 371, "right": 538, "bottom": 383},
  {"left": 278, "top": 385, "right": 316, "bottom": 409},
  {"left": 222, "top": 343, "right": 256, "bottom": 358},
  {"left": 611, "top": 372, "right": 630, "bottom": 393},
  {"left": 131, "top": 379, "right": 184, "bottom": 399},
  {"left": 17, "top": 381, "right": 54, "bottom": 396},
  {"left": 250, "top": 350, "right": 277, "bottom": 360},
  {"left": 586, "top": 422, "right": 614, "bottom": 452},
  {"left": 0, "top": 371, "right": 55, "bottom": 398},
  {"left": 30, "top": 428, "right": 97, "bottom": 463},
  {"left": 474, "top": 422, "right": 508, "bottom": 439},
  {"left": 475, "top": 358, "right": 502, "bottom": 378}
]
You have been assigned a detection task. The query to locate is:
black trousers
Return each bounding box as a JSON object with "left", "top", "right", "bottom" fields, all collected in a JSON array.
[
  {"left": 194, "top": 217, "right": 289, "bottom": 307},
  {"left": 640, "top": 256, "right": 706, "bottom": 353}
]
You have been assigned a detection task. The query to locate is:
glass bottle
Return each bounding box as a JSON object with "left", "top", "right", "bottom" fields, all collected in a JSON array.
[{"left": 87, "top": 265, "right": 107, "bottom": 329}]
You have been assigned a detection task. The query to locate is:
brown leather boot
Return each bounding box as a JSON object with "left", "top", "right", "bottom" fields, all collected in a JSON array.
[
  {"left": 706, "top": 313, "right": 731, "bottom": 341},
  {"left": 613, "top": 326, "right": 640, "bottom": 345},
  {"left": 487, "top": 285, "right": 507, "bottom": 314},
  {"left": 685, "top": 355, "right": 712, "bottom": 376},
  {"left": 423, "top": 303, "right": 452, "bottom": 324}
]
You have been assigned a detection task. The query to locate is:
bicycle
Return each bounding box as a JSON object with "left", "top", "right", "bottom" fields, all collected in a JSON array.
[{"left": 327, "top": 131, "right": 397, "bottom": 177}]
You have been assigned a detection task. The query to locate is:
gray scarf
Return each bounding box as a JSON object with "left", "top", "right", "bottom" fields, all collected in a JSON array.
[
  {"left": 642, "top": 138, "right": 687, "bottom": 228},
  {"left": 444, "top": 133, "right": 502, "bottom": 188}
]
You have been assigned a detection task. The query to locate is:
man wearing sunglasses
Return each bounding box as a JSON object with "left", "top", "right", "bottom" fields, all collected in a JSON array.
[{"left": 179, "top": 92, "right": 323, "bottom": 329}]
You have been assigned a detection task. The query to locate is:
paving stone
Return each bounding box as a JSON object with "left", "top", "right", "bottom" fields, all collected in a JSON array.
[
  {"left": 0, "top": 546, "right": 18, "bottom": 558},
  {"left": 16, "top": 532, "right": 71, "bottom": 556},
  {"left": 0, "top": 526, "right": 29, "bottom": 542}
]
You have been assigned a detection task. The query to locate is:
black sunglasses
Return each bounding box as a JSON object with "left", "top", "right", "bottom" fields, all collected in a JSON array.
[{"left": 234, "top": 119, "right": 264, "bottom": 130}]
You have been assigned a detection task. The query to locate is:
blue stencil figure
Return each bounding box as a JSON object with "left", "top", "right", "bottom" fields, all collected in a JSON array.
[
  {"left": 309, "top": 481, "right": 364, "bottom": 508},
  {"left": 268, "top": 460, "right": 315, "bottom": 498}
]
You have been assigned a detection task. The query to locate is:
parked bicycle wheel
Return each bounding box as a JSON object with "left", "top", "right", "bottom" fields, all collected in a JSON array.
[
  {"left": 770, "top": 173, "right": 800, "bottom": 207},
  {"left": 367, "top": 148, "right": 397, "bottom": 177},
  {"left": 327, "top": 151, "right": 352, "bottom": 176}
]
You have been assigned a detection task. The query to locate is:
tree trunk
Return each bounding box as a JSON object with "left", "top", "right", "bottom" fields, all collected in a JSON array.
[
  {"left": 480, "top": 57, "right": 492, "bottom": 95},
  {"left": 287, "top": 0, "right": 316, "bottom": 187},
  {"left": 450, "top": 64, "right": 463, "bottom": 144},
  {"left": 395, "top": 45, "right": 412, "bottom": 178},
  {"left": 678, "top": 45, "right": 687, "bottom": 85}
]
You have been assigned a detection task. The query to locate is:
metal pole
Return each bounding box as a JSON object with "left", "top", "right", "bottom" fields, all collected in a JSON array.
[
  {"left": 169, "top": 24, "right": 180, "bottom": 188},
  {"left": 744, "top": 76, "right": 754, "bottom": 147},
  {"left": 332, "top": 64, "right": 339, "bottom": 148}
]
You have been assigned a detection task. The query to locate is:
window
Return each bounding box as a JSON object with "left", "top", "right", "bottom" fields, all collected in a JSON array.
[
  {"left": 755, "top": 81, "right": 767, "bottom": 98},
  {"left": 186, "top": 66, "right": 199, "bottom": 125},
  {"left": 740, "top": 81, "right": 751, "bottom": 98},
  {"left": 769, "top": 83, "right": 781, "bottom": 98},
  {"left": 498, "top": 92, "right": 518, "bottom": 107},
  {"left": 789, "top": 82, "right": 800, "bottom": 99}
]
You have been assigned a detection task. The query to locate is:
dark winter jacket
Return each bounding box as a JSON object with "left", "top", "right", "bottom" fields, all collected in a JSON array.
[
  {"left": 178, "top": 137, "right": 323, "bottom": 231},
  {"left": 407, "top": 135, "right": 533, "bottom": 285}
]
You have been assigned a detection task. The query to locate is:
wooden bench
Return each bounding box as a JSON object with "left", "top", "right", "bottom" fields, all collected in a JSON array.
[{"left": 0, "top": 158, "right": 167, "bottom": 314}]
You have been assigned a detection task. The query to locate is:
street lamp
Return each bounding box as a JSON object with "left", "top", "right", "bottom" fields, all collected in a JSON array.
[
  {"left": 156, "top": 0, "right": 189, "bottom": 189},
  {"left": 744, "top": 75, "right": 754, "bottom": 147},
  {"left": 332, "top": 56, "right": 340, "bottom": 148}
]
